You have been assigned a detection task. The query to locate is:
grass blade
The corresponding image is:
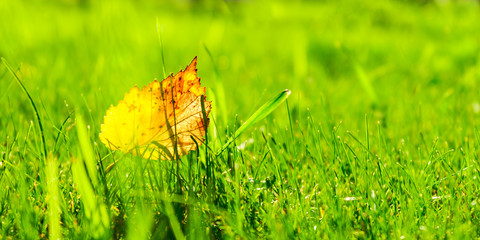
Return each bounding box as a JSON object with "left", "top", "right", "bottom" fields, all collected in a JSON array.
[
  {"left": 285, "top": 98, "right": 296, "bottom": 156},
  {"left": 354, "top": 62, "right": 378, "bottom": 105},
  {"left": 164, "top": 199, "right": 186, "bottom": 240},
  {"left": 72, "top": 155, "right": 110, "bottom": 238},
  {"left": 203, "top": 43, "right": 228, "bottom": 125},
  {"left": 76, "top": 113, "right": 98, "bottom": 187},
  {"left": 217, "top": 89, "right": 291, "bottom": 155},
  {"left": 156, "top": 17, "right": 167, "bottom": 79},
  {"left": 2, "top": 57, "right": 47, "bottom": 161},
  {"left": 73, "top": 114, "right": 110, "bottom": 238},
  {"left": 46, "top": 156, "right": 62, "bottom": 240},
  {"left": 126, "top": 204, "right": 153, "bottom": 240}
]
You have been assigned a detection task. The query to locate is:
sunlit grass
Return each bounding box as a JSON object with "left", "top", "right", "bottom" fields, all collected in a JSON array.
[{"left": 1, "top": 0, "right": 480, "bottom": 239}]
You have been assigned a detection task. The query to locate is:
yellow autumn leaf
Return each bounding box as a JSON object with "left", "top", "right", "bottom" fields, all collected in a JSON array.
[{"left": 99, "top": 57, "right": 211, "bottom": 160}]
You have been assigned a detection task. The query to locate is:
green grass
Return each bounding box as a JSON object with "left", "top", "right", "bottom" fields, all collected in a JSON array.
[{"left": 1, "top": 0, "right": 480, "bottom": 238}]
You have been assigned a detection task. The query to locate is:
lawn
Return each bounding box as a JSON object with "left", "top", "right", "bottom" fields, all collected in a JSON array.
[{"left": 1, "top": 0, "right": 480, "bottom": 239}]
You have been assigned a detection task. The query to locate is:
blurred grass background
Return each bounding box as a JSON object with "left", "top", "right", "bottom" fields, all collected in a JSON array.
[
  {"left": 2, "top": 0, "right": 479, "bottom": 126},
  {"left": 1, "top": 0, "right": 480, "bottom": 238}
]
